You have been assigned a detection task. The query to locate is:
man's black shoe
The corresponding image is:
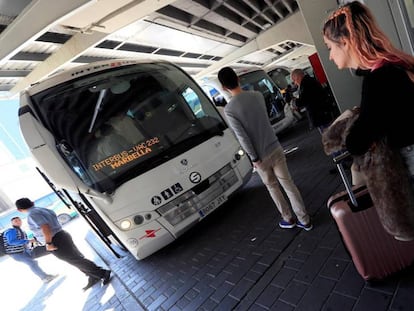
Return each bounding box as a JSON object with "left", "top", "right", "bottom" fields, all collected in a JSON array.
[
  {"left": 102, "top": 270, "right": 112, "bottom": 285},
  {"left": 82, "top": 277, "right": 100, "bottom": 291}
]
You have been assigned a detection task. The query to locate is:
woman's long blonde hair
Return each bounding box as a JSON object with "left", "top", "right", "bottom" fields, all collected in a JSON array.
[{"left": 323, "top": 1, "right": 414, "bottom": 82}]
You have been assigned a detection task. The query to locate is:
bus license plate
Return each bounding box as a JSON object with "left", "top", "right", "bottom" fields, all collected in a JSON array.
[{"left": 199, "top": 195, "right": 227, "bottom": 217}]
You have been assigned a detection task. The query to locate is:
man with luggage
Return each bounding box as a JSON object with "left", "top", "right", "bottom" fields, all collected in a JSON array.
[
  {"left": 3, "top": 216, "right": 57, "bottom": 283},
  {"left": 290, "top": 68, "right": 337, "bottom": 133},
  {"left": 217, "top": 66, "right": 313, "bottom": 230},
  {"left": 15, "top": 197, "right": 112, "bottom": 291}
]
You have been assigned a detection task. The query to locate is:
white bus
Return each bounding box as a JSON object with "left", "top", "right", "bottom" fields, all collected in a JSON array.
[
  {"left": 18, "top": 59, "right": 252, "bottom": 260},
  {"left": 199, "top": 67, "right": 296, "bottom": 135}
]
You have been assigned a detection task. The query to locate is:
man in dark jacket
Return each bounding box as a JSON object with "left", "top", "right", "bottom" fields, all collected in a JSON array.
[{"left": 291, "top": 68, "right": 336, "bottom": 132}]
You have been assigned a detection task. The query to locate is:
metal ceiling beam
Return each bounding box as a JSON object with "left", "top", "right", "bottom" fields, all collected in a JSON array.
[
  {"left": 168, "top": 1, "right": 256, "bottom": 42},
  {"left": 0, "top": 85, "right": 13, "bottom": 91},
  {"left": 0, "top": 0, "right": 94, "bottom": 65},
  {"left": 11, "top": 0, "right": 177, "bottom": 95},
  {"left": 264, "top": 0, "right": 284, "bottom": 19},
  {"left": 220, "top": 0, "right": 264, "bottom": 30},
  {"left": 242, "top": 0, "right": 275, "bottom": 25},
  {"left": 0, "top": 70, "right": 30, "bottom": 78},
  {"left": 282, "top": 0, "right": 294, "bottom": 13},
  {"left": 194, "top": 11, "right": 314, "bottom": 78}
]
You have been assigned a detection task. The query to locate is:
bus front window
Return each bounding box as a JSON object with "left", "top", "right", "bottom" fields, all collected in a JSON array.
[{"left": 32, "top": 63, "right": 226, "bottom": 193}]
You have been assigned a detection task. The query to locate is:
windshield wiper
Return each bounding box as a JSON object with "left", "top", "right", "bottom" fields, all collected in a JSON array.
[{"left": 88, "top": 89, "right": 107, "bottom": 133}]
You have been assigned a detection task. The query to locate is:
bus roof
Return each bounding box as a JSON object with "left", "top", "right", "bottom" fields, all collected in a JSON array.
[{"left": 24, "top": 59, "right": 172, "bottom": 96}]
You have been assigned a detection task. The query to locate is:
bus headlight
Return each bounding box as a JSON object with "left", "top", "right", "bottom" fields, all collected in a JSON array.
[
  {"left": 120, "top": 219, "right": 132, "bottom": 230},
  {"left": 117, "top": 212, "right": 154, "bottom": 231},
  {"left": 234, "top": 148, "right": 245, "bottom": 161}
]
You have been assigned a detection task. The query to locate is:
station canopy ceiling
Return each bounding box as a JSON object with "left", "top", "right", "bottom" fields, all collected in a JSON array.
[{"left": 0, "top": 0, "right": 316, "bottom": 99}]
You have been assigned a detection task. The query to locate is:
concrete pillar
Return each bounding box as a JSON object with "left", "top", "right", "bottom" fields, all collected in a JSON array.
[{"left": 296, "top": 0, "right": 362, "bottom": 112}]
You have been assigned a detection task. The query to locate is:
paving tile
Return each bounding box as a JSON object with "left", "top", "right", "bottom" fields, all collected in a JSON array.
[
  {"left": 199, "top": 298, "right": 218, "bottom": 311},
  {"left": 289, "top": 250, "right": 309, "bottom": 262},
  {"left": 318, "top": 226, "right": 343, "bottom": 249},
  {"left": 244, "top": 270, "right": 263, "bottom": 283},
  {"left": 278, "top": 280, "right": 309, "bottom": 306},
  {"left": 319, "top": 258, "right": 349, "bottom": 280},
  {"left": 258, "top": 249, "right": 282, "bottom": 267},
  {"left": 229, "top": 278, "right": 255, "bottom": 301},
  {"left": 139, "top": 285, "right": 156, "bottom": 301},
  {"left": 210, "top": 281, "right": 234, "bottom": 303},
  {"left": 182, "top": 285, "right": 215, "bottom": 311},
  {"left": 214, "top": 295, "right": 239, "bottom": 311},
  {"left": 334, "top": 263, "right": 365, "bottom": 298},
  {"left": 147, "top": 294, "right": 167, "bottom": 311},
  {"left": 353, "top": 288, "right": 392, "bottom": 311},
  {"left": 226, "top": 260, "right": 256, "bottom": 285},
  {"left": 159, "top": 278, "right": 197, "bottom": 310},
  {"left": 330, "top": 242, "right": 351, "bottom": 261},
  {"left": 295, "top": 248, "right": 332, "bottom": 284},
  {"left": 255, "top": 284, "right": 283, "bottom": 309},
  {"left": 295, "top": 276, "right": 336, "bottom": 310},
  {"left": 251, "top": 261, "right": 270, "bottom": 274},
  {"left": 271, "top": 300, "right": 295, "bottom": 311},
  {"left": 175, "top": 295, "right": 191, "bottom": 309},
  {"left": 244, "top": 304, "right": 268, "bottom": 311},
  {"left": 365, "top": 276, "right": 399, "bottom": 295},
  {"left": 208, "top": 270, "right": 231, "bottom": 290},
  {"left": 270, "top": 267, "right": 297, "bottom": 289},
  {"left": 389, "top": 268, "right": 414, "bottom": 310},
  {"left": 292, "top": 236, "right": 320, "bottom": 254},
  {"left": 322, "top": 293, "right": 356, "bottom": 311},
  {"left": 206, "top": 253, "right": 234, "bottom": 277},
  {"left": 284, "top": 258, "right": 306, "bottom": 271}
]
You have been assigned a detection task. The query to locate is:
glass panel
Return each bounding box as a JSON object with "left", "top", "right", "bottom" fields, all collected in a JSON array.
[{"left": 239, "top": 70, "right": 286, "bottom": 121}]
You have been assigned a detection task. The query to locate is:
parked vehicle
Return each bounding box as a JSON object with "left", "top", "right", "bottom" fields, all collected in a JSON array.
[
  {"left": 0, "top": 192, "right": 78, "bottom": 230},
  {"left": 199, "top": 67, "right": 296, "bottom": 135},
  {"left": 18, "top": 59, "right": 252, "bottom": 260}
]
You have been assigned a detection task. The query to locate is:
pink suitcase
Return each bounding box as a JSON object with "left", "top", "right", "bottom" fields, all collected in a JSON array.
[{"left": 327, "top": 153, "right": 414, "bottom": 281}]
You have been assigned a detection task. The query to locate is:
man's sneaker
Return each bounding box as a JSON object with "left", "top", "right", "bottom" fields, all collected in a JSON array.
[
  {"left": 42, "top": 274, "right": 58, "bottom": 283},
  {"left": 279, "top": 219, "right": 296, "bottom": 229},
  {"left": 102, "top": 270, "right": 112, "bottom": 285},
  {"left": 296, "top": 221, "right": 313, "bottom": 231}
]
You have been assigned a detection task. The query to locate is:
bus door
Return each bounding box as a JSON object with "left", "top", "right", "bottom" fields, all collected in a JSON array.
[{"left": 36, "top": 167, "right": 125, "bottom": 258}]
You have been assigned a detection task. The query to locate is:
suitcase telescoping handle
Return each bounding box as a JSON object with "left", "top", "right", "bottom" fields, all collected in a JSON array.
[{"left": 333, "top": 151, "right": 358, "bottom": 207}]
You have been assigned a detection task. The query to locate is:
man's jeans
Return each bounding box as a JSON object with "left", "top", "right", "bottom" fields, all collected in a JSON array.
[{"left": 9, "top": 250, "right": 48, "bottom": 280}]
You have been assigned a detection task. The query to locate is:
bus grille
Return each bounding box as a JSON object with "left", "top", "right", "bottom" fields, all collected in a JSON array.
[{"left": 157, "top": 164, "right": 238, "bottom": 226}]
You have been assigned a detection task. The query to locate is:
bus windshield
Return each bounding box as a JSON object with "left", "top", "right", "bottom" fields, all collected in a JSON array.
[{"left": 31, "top": 62, "right": 226, "bottom": 193}]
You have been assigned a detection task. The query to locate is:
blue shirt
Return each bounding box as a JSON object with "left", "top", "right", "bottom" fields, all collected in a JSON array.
[{"left": 27, "top": 206, "right": 62, "bottom": 243}]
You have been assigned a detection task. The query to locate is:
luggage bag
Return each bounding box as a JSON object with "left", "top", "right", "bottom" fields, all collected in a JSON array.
[{"left": 327, "top": 152, "right": 414, "bottom": 281}]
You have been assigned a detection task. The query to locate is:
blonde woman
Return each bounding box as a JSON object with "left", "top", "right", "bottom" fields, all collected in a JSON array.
[
  {"left": 322, "top": 1, "right": 414, "bottom": 241},
  {"left": 322, "top": 1, "right": 414, "bottom": 175}
]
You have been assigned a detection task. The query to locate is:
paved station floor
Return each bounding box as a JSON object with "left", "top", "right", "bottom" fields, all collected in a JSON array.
[{"left": 2, "top": 118, "right": 414, "bottom": 311}]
